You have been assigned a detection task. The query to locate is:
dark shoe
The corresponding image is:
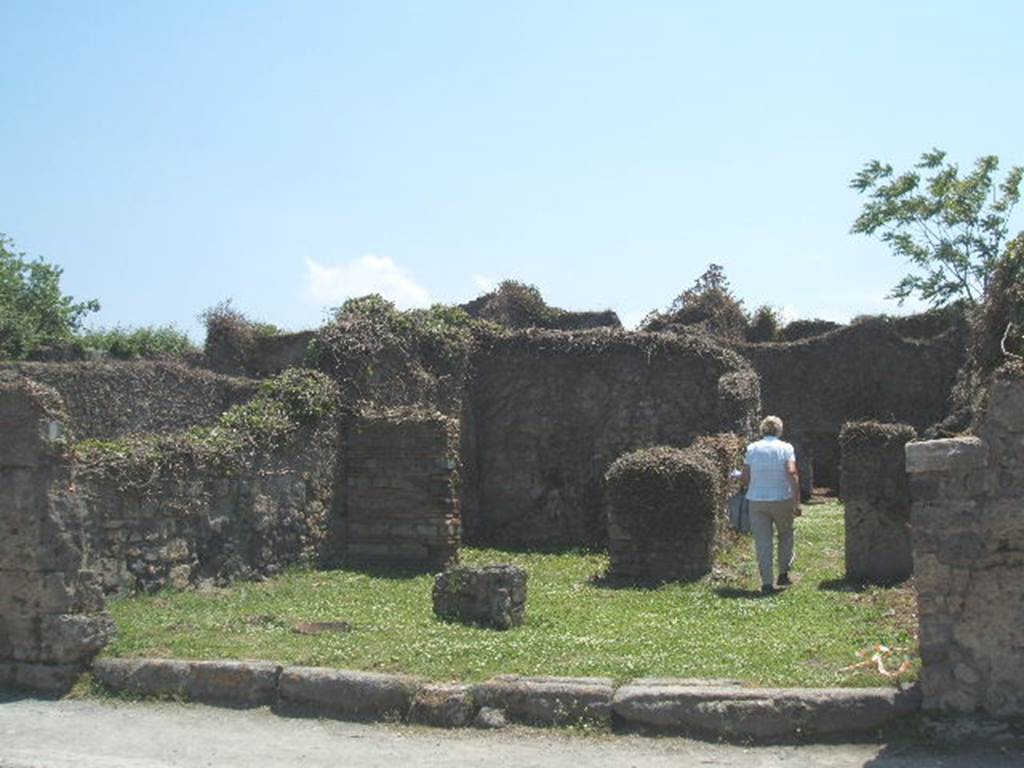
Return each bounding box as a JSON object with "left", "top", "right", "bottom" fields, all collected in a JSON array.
[
  {"left": 761, "top": 584, "right": 775, "bottom": 595},
  {"left": 777, "top": 573, "right": 791, "bottom": 587}
]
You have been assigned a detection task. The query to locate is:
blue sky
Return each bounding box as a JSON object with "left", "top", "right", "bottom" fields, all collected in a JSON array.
[{"left": 2, "top": 1, "right": 1022, "bottom": 338}]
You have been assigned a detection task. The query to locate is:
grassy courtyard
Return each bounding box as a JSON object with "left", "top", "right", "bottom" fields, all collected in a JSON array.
[{"left": 103, "top": 501, "right": 917, "bottom": 687}]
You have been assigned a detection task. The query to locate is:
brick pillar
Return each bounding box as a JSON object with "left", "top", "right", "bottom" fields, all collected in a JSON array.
[{"left": 343, "top": 408, "right": 461, "bottom": 570}]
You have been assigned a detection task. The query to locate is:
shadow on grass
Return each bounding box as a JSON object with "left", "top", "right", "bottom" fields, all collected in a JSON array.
[
  {"left": 818, "top": 577, "right": 867, "bottom": 593},
  {"left": 587, "top": 572, "right": 666, "bottom": 592},
  {"left": 714, "top": 586, "right": 776, "bottom": 600},
  {"left": 319, "top": 562, "right": 429, "bottom": 582}
]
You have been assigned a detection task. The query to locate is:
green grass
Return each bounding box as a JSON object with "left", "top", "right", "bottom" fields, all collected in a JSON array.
[{"left": 103, "top": 501, "right": 917, "bottom": 687}]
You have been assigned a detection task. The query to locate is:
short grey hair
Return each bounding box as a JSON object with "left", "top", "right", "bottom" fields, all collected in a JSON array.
[{"left": 760, "top": 415, "right": 784, "bottom": 436}]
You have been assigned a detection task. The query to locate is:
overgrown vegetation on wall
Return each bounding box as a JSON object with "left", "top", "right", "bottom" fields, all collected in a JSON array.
[
  {"left": 201, "top": 300, "right": 281, "bottom": 374},
  {"left": 75, "top": 368, "right": 338, "bottom": 485},
  {"left": 307, "top": 295, "right": 479, "bottom": 413},
  {"left": 461, "top": 280, "right": 621, "bottom": 330}
]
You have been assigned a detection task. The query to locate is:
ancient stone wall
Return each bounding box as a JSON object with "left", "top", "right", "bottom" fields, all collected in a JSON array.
[
  {"left": 907, "top": 367, "right": 1024, "bottom": 716},
  {"left": 72, "top": 422, "right": 338, "bottom": 594},
  {"left": 0, "top": 361, "right": 257, "bottom": 441},
  {"left": 605, "top": 434, "right": 742, "bottom": 583},
  {"left": 839, "top": 421, "right": 916, "bottom": 584},
  {"left": 206, "top": 330, "right": 315, "bottom": 378},
  {"left": 464, "top": 330, "right": 760, "bottom": 548},
  {"left": 342, "top": 408, "right": 461, "bottom": 570},
  {"left": 739, "top": 319, "right": 966, "bottom": 489},
  {"left": 0, "top": 381, "right": 115, "bottom": 692}
]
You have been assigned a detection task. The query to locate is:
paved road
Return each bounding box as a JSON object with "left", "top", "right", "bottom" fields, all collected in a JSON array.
[{"left": 0, "top": 697, "right": 1021, "bottom": 768}]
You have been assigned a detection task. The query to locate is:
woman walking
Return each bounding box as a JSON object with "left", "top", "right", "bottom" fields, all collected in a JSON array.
[{"left": 740, "top": 416, "right": 802, "bottom": 595}]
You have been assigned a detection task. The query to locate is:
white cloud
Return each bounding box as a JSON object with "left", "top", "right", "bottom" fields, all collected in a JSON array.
[
  {"left": 472, "top": 274, "right": 494, "bottom": 293},
  {"left": 305, "top": 254, "right": 431, "bottom": 309},
  {"left": 779, "top": 305, "right": 800, "bottom": 324}
]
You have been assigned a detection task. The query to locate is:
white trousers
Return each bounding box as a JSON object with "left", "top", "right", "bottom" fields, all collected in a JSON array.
[{"left": 748, "top": 499, "right": 795, "bottom": 586}]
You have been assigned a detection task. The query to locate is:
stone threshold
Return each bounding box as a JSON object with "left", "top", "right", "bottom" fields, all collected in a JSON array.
[{"left": 89, "top": 657, "right": 921, "bottom": 742}]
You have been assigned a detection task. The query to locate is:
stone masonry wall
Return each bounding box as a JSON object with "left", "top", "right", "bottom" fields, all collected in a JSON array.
[
  {"left": 0, "top": 361, "right": 257, "bottom": 440},
  {"left": 465, "top": 330, "right": 759, "bottom": 548},
  {"left": 907, "top": 368, "right": 1024, "bottom": 716},
  {"left": 739, "top": 320, "right": 966, "bottom": 489},
  {"left": 839, "top": 421, "right": 916, "bottom": 584},
  {"left": 0, "top": 381, "right": 115, "bottom": 693},
  {"left": 343, "top": 408, "right": 461, "bottom": 570},
  {"left": 72, "top": 421, "right": 338, "bottom": 594}
]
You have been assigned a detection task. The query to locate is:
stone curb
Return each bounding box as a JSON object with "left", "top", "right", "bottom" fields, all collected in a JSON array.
[
  {"left": 92, "top": 658, "right": 280, "bottom": 707},
  {"left": 90, "top": 658, "right": 922, "bottom": 740},
  {"left": 612, "top": 679, "right": 923, "bottom": 739},
  {"left": 473, "top": 675, "right": 615, "bottom": 726},
  {"left": 277, "top": 666, "right": 422, "bottom": 720}
]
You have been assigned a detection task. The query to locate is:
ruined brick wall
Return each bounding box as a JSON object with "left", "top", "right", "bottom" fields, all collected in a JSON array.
[
  {"left": 0, "top": 381, "right": 115, "bottom": 693},
  {"left": 839, "top": 421, "right": 916, "bottom": 584},
  {"left": 464, "top": 329, "right": 759, "bottom": 548},
  {"left": 342, "top": 408, "right": 461, "bottom": 570},
  {"left": 907, "top": 367, "right": 1024, "bottom": 716},
  {"left": 605, "top": 434, "right": 743, "bottom": 583},
  {"left": 738, "top": 319, "right": 967, "bottom": 489},
  {"left": 72, "top": 422, "right": 338, "bottom": 594},
  {"left": 0, "top": 361, "right": 257, "bottom": 440},
  {"left": 205, "top": 330, "right": 315, "bottom": 378}
]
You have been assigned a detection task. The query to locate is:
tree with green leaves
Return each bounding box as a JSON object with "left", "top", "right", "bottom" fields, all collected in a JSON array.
[
  {"left": 0, "top": 234, "right": 99, "bottom": 358},
  {"left": 850, "top": 149, "right": 1023, "bottom": 306}
]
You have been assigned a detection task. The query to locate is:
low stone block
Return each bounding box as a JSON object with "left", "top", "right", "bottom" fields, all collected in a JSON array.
[
  {"left": 92, "top": 657, "right": 191, "bottom": 698},
  {"left": 408, "top": 683, "right": 477, "bottom": 728},
  {"left": 905, "top": 437, "right": 988, "bottom": 475},
  {"left": 187, "top": 660, "right": 281, "bottom": 707},
  {"left": 0, "top": 661, "right": 82, "bottom": 694},
  {"left": 278, "top": 666, "right": 422, "bottom": 720},
  {"left": 473, "top": 675, "right": 614, "bottom": 726},
  {"left": 611, "top": 680, "right": 922, "bottom": 739},
  {"left": 432, "top": 564, "right": 527, "bottom": 630}
]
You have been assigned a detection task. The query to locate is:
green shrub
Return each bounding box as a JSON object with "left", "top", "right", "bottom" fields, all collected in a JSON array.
[
  {"left": 0, "top": 234, "right": 99, "bottom": 358},
  {"left": 642, "top": 264, "right": 748, "bottom": 341},
  {"left": 745, "top": 305, "right": 783, "bottom": 342},
  {"left": 77, "top": 325, "right": 197, "bottom": 360}
]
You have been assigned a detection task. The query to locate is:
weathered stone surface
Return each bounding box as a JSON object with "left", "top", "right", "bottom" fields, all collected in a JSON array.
[
  {"left": 464, "top": 332, "right": 760, "bottom": 548},
  {"left": 738, "top": 316, "right": 967, "bottom": 490},
  {"left": 187, "top": 660, "right": 281, "bottom": 706},
  {"left": 840, "top": 422, "right": 916, "bottom": 584},
  {"left": 92, "top": 657, "right": 191, "bottom": 698},
  {"left": 278, "top": 666, "right": 422, "bottom": 719},
  {"left": 473, "top": 706, "right": 509, "bottom": 729},
  {"left": 905, "top": 437, "right": 988, "bottom": 475},
  {"left": 408, "top": 683, "right": 477, "bottom": 728},
  {"left": 432, "top": 565, "right": 527, "bottom": 630},
  {"left": 344, "top": 409, "right": 461, "bottom": 570},
  {"left": 910, "top": 374, "right": 1024, "bottom": 716},
  {"left": 612, "top": 681, "right": 922, "bottom": 738},
  {"left": 0, "top": 661, "right": 82, "bottom": 694},
  {"left": 474, "top": 675, "right": 615, "bottom": 726}
]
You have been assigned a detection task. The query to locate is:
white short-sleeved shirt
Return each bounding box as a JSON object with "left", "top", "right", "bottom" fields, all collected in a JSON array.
[{"left": 744, "top": 436, "right": 796, "bottom": 502}]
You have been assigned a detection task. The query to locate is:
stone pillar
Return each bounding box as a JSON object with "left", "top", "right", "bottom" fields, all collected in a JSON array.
[
  {"left": 343, "top": 408, "right": 461, "bottom": 570},
  {"left": 839, "top": 421, "right": 916, "bottom": 583},
  {"left": 907, "top": 370, "right": 1024, "bottom": 715},
  {"left": 605, "top": 436, "right": 739, "bottom": 583},
  {"left": 0, "top": 381, "right": 115, "bottom": 693}
]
